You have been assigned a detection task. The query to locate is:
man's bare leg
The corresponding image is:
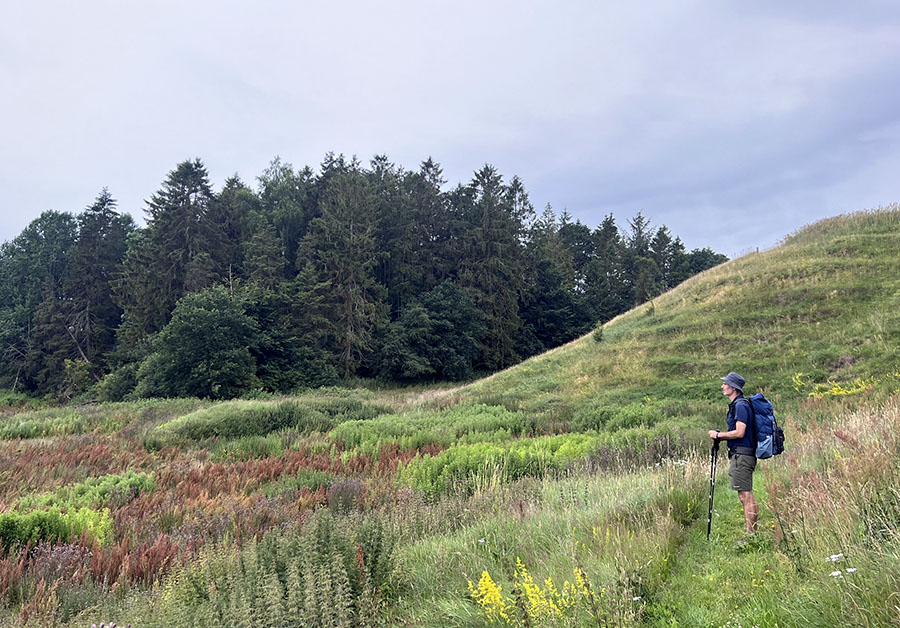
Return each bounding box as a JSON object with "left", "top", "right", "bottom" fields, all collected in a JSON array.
[{"left": 738, "top": 490, "right": 758, "bottom": 533}]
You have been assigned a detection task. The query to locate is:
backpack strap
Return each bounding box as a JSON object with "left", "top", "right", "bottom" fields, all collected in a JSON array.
[{"left": 740, "top": 397, "right": 756, "bottom": 444}]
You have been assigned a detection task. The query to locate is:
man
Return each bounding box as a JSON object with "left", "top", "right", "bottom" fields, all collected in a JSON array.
[{"left": 708, "top": 371, "right": 758, "bottom": 535}]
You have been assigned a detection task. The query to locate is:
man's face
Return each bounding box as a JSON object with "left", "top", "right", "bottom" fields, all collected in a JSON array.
[{"left": 721, "top": 382, "right": 735, "bottom": 396}]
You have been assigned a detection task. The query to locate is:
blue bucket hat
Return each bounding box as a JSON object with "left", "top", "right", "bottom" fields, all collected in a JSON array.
[{"left": 720, "top": 372, "right": 745, "bottom": 391}]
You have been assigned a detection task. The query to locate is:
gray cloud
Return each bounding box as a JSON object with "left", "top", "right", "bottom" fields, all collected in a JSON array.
[{"left": 2, "top": 1, "right": 898, "bottom": 258}]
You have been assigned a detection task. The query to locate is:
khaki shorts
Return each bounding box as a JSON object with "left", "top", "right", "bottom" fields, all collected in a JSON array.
[{"left": 728, "top": 453, "right": 757, "bottom": 492}]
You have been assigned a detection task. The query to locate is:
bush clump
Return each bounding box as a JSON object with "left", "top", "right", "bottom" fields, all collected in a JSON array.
[
  {"left": 0, "top": 507, "right": 113, "bottom": 551},
  {"left": 0, "top": 408, "right": 87, "bottom": 439},
  {"left": 16, "top": 471, "right": 156, "bottom": 511},
  {"left": 398, "top": 424, "right": 679, "bottom": 495},
  {"left": 151, "top": 398, "right": 389, "bottom": 448},
  {"left": 329, "top": 403, "right": 538, "bottom": 458}
]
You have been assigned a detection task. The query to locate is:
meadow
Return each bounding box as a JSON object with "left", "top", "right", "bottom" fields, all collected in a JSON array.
[{"left": 0, "top": 207, "right": 899, "bottom": 627}]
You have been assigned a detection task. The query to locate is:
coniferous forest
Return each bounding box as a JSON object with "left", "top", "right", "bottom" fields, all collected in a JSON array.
[{"left": 0, "top": 155, "right": 726, "bottom": 401}]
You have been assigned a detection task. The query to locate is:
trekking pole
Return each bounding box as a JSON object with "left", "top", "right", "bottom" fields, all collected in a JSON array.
[{"left": 706, "top": 438, "right": 721, "bottom": 540}]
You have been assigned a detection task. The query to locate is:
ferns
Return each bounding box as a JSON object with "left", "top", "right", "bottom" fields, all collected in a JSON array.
[{"left": 104, "top": 509, "right": 395, "bottom": 627}]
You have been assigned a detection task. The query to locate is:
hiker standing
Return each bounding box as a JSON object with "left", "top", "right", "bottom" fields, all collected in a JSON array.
[{"left": 708, "top": 372, "right": 758, "bottom": 534}]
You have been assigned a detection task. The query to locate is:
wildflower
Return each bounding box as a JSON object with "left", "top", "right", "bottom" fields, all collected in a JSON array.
[
  {"left": 825, "top": 553, "right": 844, "bottom": 563},
  {"left": 468, "top": 570, "right": 511, "bottom": 621},
  {"left": 632, "top": 596, "right": 642, "bottom": 601},
  {"left": 478, "top": 538, "right": 486, "bottom": 544},
  {"left": 829, "top": 571, "right": 843, "bottom": 578},
  {"left": 846, "top": 568, "right": 858, "bottom": 573}
]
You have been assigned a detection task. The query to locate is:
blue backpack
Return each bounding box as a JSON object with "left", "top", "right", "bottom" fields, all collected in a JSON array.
[{"left": 742, "top": 394, "right": 784, "bottom": 459}]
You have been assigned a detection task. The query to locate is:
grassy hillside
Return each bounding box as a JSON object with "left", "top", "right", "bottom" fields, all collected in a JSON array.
[
  {"left": 461, "top": 206, "right": 900, "bottom": 412},
  {"left": 0, "top": 207, "right": 899, "bottom": 627}
]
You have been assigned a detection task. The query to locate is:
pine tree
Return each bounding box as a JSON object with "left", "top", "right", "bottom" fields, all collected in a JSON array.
[
  {"left": 301, "top": 171, "right": 389, "bottom": 378},
  {"left": 243, "top": 219, "right": 285, "bottom": 289},
  {"left": 258, "top": 157, "right": 316, "bottom": 277},
  {"left": 650, "top": 226, "right": 674, "bottom": 291},
  {"left": 208, "top": 175, "right": 258, "bottom": 278},
  {"left": 369, "top": 155, "right": 416, "bottom": 313},
  {"left": 406, "top": 157, "right": 451, "bottom": 295},
  {"left": 583, "top": 214, "right": 627, "bottom": 323},
  {"left": 67, "top": 189, "right": 134, "bottom": 371},
  {"left": 454, "top": 165, "right": 527, "bottom": 370},
  {"left": 117, "top": 159, "right": 224, "bottom": 348},
  {"left": 0, "top": 211, "right": 78, "bottom": 393},
  {"left": 518, "top": 204, "right": 585, "bottom": 356}
]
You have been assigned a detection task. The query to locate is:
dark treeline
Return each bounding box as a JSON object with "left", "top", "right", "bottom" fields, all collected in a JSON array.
[{"left": 0, "top": 155, "right": 726, "bottom": 400}]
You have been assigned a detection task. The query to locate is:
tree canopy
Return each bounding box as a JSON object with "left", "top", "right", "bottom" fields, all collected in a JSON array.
[{"left": 0, "top": 155, "right": 727, "bottom": 399}]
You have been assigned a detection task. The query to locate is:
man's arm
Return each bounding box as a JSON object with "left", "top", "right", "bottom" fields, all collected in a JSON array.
[
  {"left": 709, "top": 421, "right": 747, "bottom": 440},
  {"left": 708, "top": 401, "right": 750, "bottom": 440}
]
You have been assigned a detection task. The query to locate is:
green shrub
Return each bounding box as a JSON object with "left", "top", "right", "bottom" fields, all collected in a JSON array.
[
  {"left": 0, "top": 389, "right": 40, "bottom": 409},
  {"left": 260, "top": 469, "right": 338, "bottom": 497},
  {"left": 15, "top": 471, "right": 156, "bottom": 510},
  {"left": 212, "top": 434, "right": 285, "bottom": 461},
  {"left": 397, "top": 433, "right": 598, "bottom": 495},
  {"left": 398, "top": 425, "right": 679, "bottom": 495},
  {"left": 329, "top": 403, "right": 535, "bottom": 458},
  {"left": 91, "top": 363, "right": 139, "bottom": 402},
  {"left": 571, "top": 399, "right": 694, "bottom": 432},
  {"left": 0, "top": 507, "right": 113, "bottom": 550},
  {"left": 0, "top": 408, "right": 86, "bottom": 439}
]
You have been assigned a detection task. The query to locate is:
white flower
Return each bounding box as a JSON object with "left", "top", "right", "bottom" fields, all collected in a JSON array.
[
  {"left": 632, "top": 596, "right": 642, "bottom": 601},
  {"left": 825, "top": 553, "right": 844, "bottom": 563},
  {"left": 478, "top": 538, "right": 486, "bottom": 544},
  {"left": 846, "top": 568, "right": 857, "bottom": 573},
  {"left": 829, "top": 570, "right": 843, "bottom": 578}
]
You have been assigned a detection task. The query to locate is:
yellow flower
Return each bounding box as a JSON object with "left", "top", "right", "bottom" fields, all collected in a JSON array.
[{"left": 468, "top": 570, "right": 511, "bottom": 622}]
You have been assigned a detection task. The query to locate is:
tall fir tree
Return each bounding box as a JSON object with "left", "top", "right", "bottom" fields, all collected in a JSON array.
[
  {"left": 258, "top": 158, "right": 316, "bottom": 277},
  {"left": 116, "top": 159, "right": 224, "bottom": 349},
  {"left": 0, "top": 211, "right": 78, "bottom": 392},
  {"left": 405, "top": 157, "right": 451, "bottom": 296},
  {"left": 67, "top": 189, "right": 134, "bottom": 370},
  {"left": 582, "top": 214, "right": 627, "bottom": 322},
  {"left": 454, "top": 165, "right": 526, "bottom": 370},
  {"left": 209, "top": 175, "right": 260, "bottom": 279},
  {"left": 301, "top": 170, "right": 389, "bottom": 378},
  {"left": 518, "top": 204, "right": 585, "bottom": 357},
  {"left": 368, "top": 155, "right": 415, "bottom": 313}
]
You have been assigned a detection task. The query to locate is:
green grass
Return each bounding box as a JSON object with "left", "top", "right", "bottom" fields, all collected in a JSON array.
[
  {"left": 389, "top": 462, "right": 706, "bottom": 627},
  {"left": 456, "top": 208, "right": 900, "bottom": 420}
]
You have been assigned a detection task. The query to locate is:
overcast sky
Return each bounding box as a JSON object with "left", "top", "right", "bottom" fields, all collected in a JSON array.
[{"left": 3, "top": 1, "right": 899, "bottom": 257}]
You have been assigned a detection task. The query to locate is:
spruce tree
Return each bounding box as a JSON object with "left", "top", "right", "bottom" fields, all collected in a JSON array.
[
  {"left": 117, "top": 159, "right": 224, "bottom": 348},
  {"left": 65, "top": 189, "right": 134, "bottom": 378},
  {"left": 258, "top": 157, "right": 316, "bottom": 276},
  {"left": 455, "top": 165, "right": 526, "bottom": 370},
  {"left": 301, "top": 170, "right": 389, "bottom": 378}
]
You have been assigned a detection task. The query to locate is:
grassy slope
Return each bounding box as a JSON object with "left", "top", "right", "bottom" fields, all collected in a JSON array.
[
  {"left": 394, "top": 207, "right": 900, "bottom": 627},
  {"left": 457, "top": 207, "right": 900, "bottom": 414}
]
